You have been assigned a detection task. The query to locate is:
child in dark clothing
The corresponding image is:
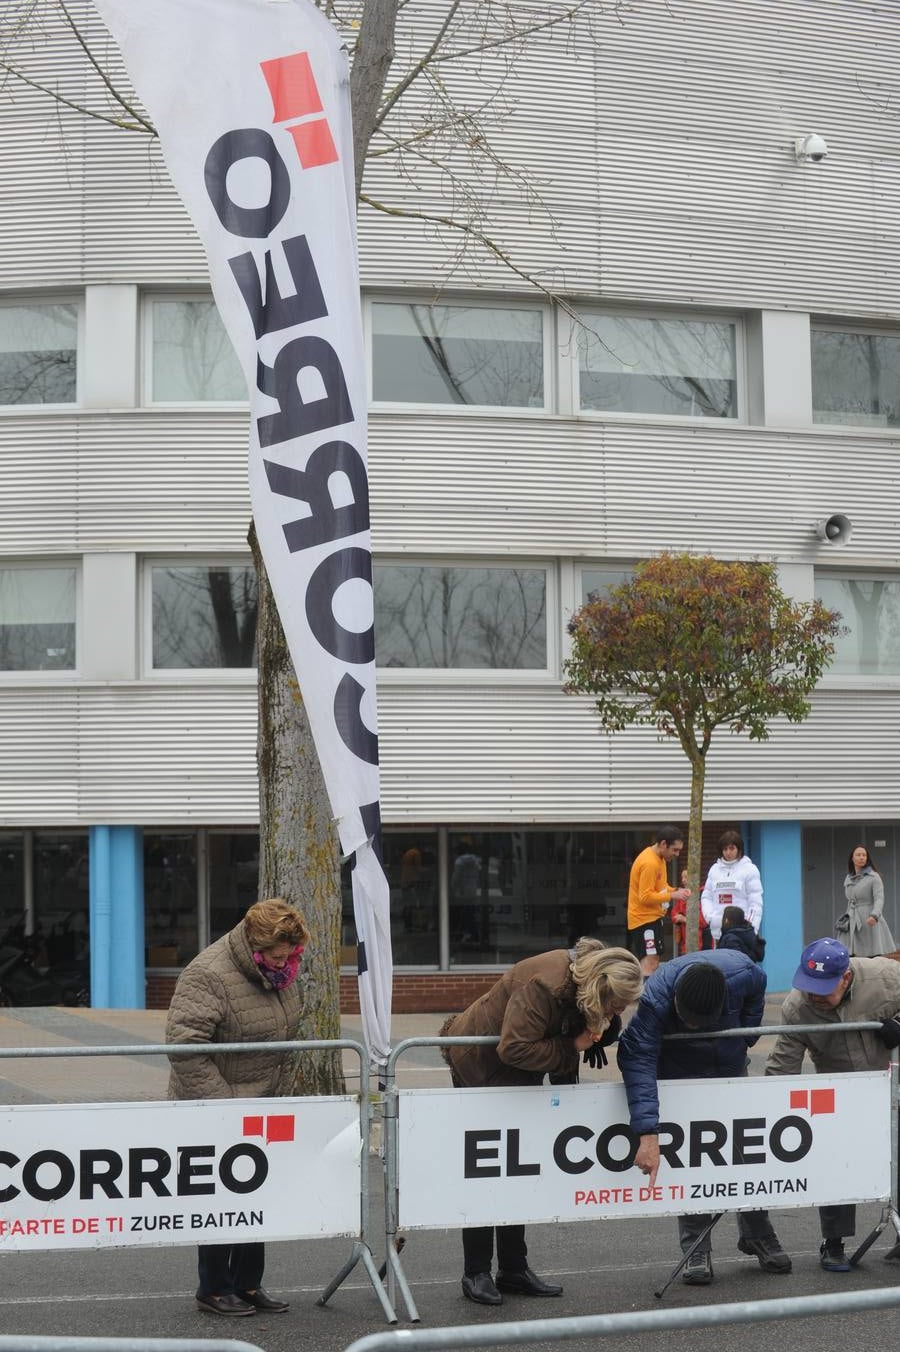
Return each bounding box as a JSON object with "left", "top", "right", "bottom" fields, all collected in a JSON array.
[{"left": 717, "top": 905, "right": 766, "bottom": 962}]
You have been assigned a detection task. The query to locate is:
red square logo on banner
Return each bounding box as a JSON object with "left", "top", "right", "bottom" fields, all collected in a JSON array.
[
  {"left": 288, "top": 119, "right": 338, "bottom": 169},
  {"left": 789, "top": 1090, "right": 808, "bottom": 1110},
  {"left": 243, "top": 1115, "right": 264, "bottom": 1137},
  {"left": 260, "top": 51, "right": 323, "bottom": 122},
  {"left": 266, "top": 1114, "right": 296, "bottom": 1143},
  {"left": 810, "top": 1088, "right": 835, "bottom": 1116}
]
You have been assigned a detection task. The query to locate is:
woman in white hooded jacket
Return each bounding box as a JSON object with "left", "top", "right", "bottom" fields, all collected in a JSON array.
[{"left": 701, "top": 830, "right": 763, "bottom": 943}]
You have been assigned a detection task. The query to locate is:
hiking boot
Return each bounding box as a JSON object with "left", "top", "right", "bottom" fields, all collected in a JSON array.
[
  {"left": 820, "top": 1239, "right": 850, "bottom": 1273},
  {"left": 682, "top": 1250, "right": 713, "bottom": 1285},
  {"left": 737, "top": 1234, "right": 792, "bottom": 1273}
]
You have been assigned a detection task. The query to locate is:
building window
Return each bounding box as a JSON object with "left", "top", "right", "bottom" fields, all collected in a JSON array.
[
  {"left": 149, "top": 299, "right": 245, "bottom": 402},
  {"left": 375, "top": 564, "right": 547, "bottom": 669},
  {"left": 0, "top": 302, "right": 78, "bottom": 406},
  {"left": 581, "top": 566, "right": 633, "bottom": 604},
  {"left": 209, "top": 832, "right": 259, "bottom": 944},
  {"left": 0, "top": 566, "right": 76, "bottom": 672},
  {"left": 812, "top": 327, "right": 900, "bottom": 427},
  {"left": 33, "top": 832, "right": 90, "bottom": 980},
  {"left": 448, "top": 828, "right": 646, "bottom": 966},
  {"left": 144, "top": 833, "right": 199, "bottom": 966},
  {"left": 816, "top": 573, "right": 900, "bottom": 676},
  {"left": 149, "top": 562, "right": 258, "bottom": 670},
  {"left": 0, "top": 834, "right": 24, "bottom": 941},
  {"left": 342, "top": 831, "right": 440, "bottom": 967},
  {"left": 371, "top": 301, "right": 545, "bottom": 408},
  {"left": 577, "top": 312, "right": 738, "bottom": 418}
]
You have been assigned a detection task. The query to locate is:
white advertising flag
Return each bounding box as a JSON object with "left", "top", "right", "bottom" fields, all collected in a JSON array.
[{"left": 92, "top": 0, "right": 391, "bottom": 1065}]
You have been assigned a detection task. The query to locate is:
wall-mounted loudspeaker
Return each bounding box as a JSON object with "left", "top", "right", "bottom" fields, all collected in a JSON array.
[{"left": 814, "top": 514, "right": 853, "bottom": 547}]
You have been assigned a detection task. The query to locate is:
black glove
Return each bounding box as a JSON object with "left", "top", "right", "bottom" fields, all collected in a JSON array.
[
  {"left": 582, "top": 1015, "right": 623, "bottom": 1069},
  {"left": 878, "top": 1016, "right": 900, "bottom": 1049},
  {"left": 583, "top": 1041, "right": 608, "bottom": 1070}
]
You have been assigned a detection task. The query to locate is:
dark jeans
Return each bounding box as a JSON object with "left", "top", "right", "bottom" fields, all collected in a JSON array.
[
  {"left": 197, "top": 1242, "right": 265, "bottom": 1297},
  {"left": 678, "top": 1209, "right": 776, "bottom": 1254},
  {"left": 462, "top": 1225, "right": 527, "bottom": 1277},
  {"left": 820, "top": 1204, "right": 855, "bottom": 1240}
]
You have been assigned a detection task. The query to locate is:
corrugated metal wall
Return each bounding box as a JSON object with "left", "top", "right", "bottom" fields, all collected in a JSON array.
[{"left": 0, "top": 0, "right": 898, "bottom": 829}]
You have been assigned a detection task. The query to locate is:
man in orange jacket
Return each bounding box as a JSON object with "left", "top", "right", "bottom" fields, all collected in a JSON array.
[{"left": 627, "top": 826, "right": 691, "bottom": 975}]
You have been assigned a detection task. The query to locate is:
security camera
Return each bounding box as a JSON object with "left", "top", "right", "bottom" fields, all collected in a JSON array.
[
  {"left": 795, "top": 134, "right": 828, "bottom": 164},
  {"left": 814, "top": 514, "right": 853, "bottom": 546}
]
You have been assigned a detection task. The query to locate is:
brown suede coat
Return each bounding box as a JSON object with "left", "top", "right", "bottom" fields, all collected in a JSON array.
[
  {"left": 165, "top": 920, "right": 302, "bottom": 1100},
  {"left": 444, "top": 949, "right": 583, "bottom": 1087}
]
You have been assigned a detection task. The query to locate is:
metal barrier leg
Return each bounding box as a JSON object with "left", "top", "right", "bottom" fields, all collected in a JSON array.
[
  {"left": 386, "top": 1237, "right": 421, "bottom": 1323},
  {"left": 380, "top": 1067, "right": 420, "bottom": 1322},
  {"left": 654, "top": 1214, "right": 724, "bottom": 1300},
  {"left": 851, "top": 1205, "right": 900, "bottom": 1265},
  {"left": 317, "top": 1239, "right": 398, "bottom": 1323}
]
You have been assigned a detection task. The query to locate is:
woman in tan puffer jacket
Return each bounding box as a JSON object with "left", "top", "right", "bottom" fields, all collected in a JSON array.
[{"left": 166, "top": 897, "right": 309, "bottom": 1318}]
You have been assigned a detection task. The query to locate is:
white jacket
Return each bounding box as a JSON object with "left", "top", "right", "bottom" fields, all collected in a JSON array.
[{"left": 701, "top": 855, "right": 763, "bottom": 940}]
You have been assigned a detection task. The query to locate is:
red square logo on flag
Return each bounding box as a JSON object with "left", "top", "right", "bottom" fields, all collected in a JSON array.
[
  {"left": 266, "top": 1114, "right": 295, "bottom": 1143},
  {"left": 261, "top": 52, "right": 323, "bottom": 122},
  {"left": 810, "top": 1088, "right": 835, "bottom": 1116},
  {"left": 789, "top": 1090, "right": 808, "bottom": 1110},
  {"left": 288, "top": 119, "right": 338, "bottom": 169},
  {"left": 243, "top": 1115, "right": 264, "bottom": 1137}
]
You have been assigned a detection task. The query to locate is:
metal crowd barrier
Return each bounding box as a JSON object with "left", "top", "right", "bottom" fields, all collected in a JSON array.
[
  {"left": 379, "top": 1022, "right": 900, "bottom": 1322},
  {"left": 340, "top": 1287, "right": 900, "bottom": 1352},
  {"left": 0, "top": 1038, "right": 397, "bottom": 1323},
  {"left": 0, "top": 1342, "right": 264, "bottom": 1352}
]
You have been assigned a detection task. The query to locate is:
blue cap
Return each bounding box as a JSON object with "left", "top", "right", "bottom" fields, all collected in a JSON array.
[{"left": 793, "top": 938, "right": 850, "bottom": 994}]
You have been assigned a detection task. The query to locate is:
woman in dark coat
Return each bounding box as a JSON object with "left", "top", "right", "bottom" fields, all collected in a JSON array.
[{"left": 441, "top": 938, "right": 643, "bottom": 1306}]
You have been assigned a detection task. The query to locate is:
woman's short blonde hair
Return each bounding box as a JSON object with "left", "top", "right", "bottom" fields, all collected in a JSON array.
[
  {"left": 244, "top": 898, "right": 309, "bottom": 953},
  {"left": 570, "top": 937, "right": 643, "bottom": 1031}
]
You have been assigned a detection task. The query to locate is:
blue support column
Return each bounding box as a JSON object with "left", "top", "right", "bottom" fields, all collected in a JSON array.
[
  {"left": 751, "top": 821, "right": 803, "bottom": 996},
  {"left": 89, "top": 826, "right": 145, "bottom": 1009}
]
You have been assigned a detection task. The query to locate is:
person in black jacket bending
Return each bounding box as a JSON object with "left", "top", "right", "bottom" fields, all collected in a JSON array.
[{"left": 617, "top": 951, "right": 791, "bottom": 1286}]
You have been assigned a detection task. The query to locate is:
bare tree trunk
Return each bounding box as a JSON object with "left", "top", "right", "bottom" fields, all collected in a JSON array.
[
  {"left": 685, "top": 753, "right": 706, "bottom": 953},
  {"left": 349, "top": 0, "right": 400, "bottom": 199},
  {"left": 250, "top": 522, "right": 345, "bottom": 1095}
]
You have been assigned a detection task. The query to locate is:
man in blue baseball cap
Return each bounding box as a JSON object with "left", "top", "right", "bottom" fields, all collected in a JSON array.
[{"left": 767, "top": 936, "right": 900, "bottom": 1271}]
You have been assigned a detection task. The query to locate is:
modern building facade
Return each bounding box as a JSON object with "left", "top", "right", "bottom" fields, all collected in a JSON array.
[{"left": 1, "top": 0, "right": 899, "bottom": 1009}]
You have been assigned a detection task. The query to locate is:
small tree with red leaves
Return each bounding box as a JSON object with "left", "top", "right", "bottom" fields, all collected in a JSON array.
[{"left": 565, "top": 553, "right": 841, "bottom": 950}]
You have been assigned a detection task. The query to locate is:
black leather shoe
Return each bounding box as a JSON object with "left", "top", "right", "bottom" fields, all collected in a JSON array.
[
  {"left": 496, "top": 1267, "right": 563, "bottom": 1297},
  {"left": 462, "top": 1272, "right": 503, "bottom": 1306},
  {"left": 236, "top": 1287, "right": 289, "bottom": 1313},
  {"left": 195, "top": 1293, "right": 255, "bottom": 1316}
]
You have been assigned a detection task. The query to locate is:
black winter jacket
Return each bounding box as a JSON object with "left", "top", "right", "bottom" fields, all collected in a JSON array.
[{"left": 717, "top": 924, "right": 766, "bottom": 963}]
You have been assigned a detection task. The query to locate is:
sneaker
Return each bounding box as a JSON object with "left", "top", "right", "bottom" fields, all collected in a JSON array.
[
  {"left": 737, "top": 1234, "right": 792, "bottom": 1274},
  {"left": 820, "top": 1239, "right": 851, "bottom": 1273},
  {"left": 682, "top": 1250, "right": 713, "bottom": 1285}
]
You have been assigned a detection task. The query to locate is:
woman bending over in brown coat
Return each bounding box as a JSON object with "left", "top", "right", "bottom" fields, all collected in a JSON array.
[
  {"left": 166, "top": 897, "right": 309, "bottom": 1318},
  {"left": 441, "top": 938, "right": 643, "bottom": 1306}
]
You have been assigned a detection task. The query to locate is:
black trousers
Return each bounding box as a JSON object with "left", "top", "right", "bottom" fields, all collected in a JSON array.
[
  {"left": 462, "top": 1225, "right": 528, "bottom": 1277},
  {"left": 197, "top": 1242, "right": 265, "bottom": 1297}
]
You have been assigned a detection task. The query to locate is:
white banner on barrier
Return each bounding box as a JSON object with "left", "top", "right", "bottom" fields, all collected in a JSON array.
[
  {"left": 0, "top": 1096, "right": 360, "bottom": 1251},
  {"left": 398, "top": 1073, "right": 890, "bottom": 1228}
]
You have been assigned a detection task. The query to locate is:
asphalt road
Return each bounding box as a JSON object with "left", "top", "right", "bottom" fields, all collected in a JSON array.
[{"left": 0, "top": 1006, "right": 898, "bottom": 1352}]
